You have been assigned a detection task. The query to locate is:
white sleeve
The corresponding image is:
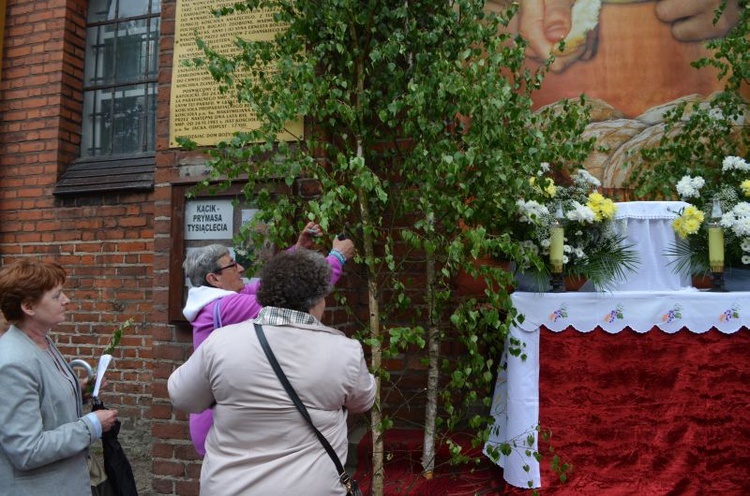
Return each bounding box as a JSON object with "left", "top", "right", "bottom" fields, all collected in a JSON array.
[
  {"left": 168, "top": 345, "right": 216, "bottom": 413},
  {"left": 343, "top": 345, "right": 376, "bottom": 414}
]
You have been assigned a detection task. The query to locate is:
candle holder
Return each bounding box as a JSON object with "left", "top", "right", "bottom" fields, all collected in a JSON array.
[
  {"left": 709, "top": 270, "right": 726, "bottom": 292},
  {"left": 707, "top": 197, "right": 727, "bottom": 292},
  {"left": 549, "top": 203, "right": 566, "bottom": 293},
  {"left": 550, "top": 271, "right": 565, "bottom": 292}
]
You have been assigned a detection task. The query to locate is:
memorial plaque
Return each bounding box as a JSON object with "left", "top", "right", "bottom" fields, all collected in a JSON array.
[{"left": 169, "top": 0, "right": 303, "bottom": 147}]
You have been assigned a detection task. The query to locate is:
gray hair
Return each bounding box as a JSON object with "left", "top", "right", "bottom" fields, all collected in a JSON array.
[
  {"left": 183, "top": 244, "right": 231, "bottom": 287},
  {"left": 257, "top": 249, "right": 332, "bottom": 312}
]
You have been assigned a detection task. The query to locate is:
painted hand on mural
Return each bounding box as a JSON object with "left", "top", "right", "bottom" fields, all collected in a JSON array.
[
  {"left": 488, "top": 0, "right": 741, "bottom": 73},
  {"left": 655, "top": 0, "right": 741, "bottom": 42},
  {"left": 517, "top": 0, "right": 591, "bottom": 73}
]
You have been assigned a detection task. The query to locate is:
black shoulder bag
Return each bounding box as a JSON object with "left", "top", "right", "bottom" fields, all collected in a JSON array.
[{"left": 254, "top": 323, "right": 363, "bottom": 496}]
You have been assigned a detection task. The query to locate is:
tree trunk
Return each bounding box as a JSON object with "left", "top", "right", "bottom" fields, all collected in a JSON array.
[
  {"left": 355, "top": 141, "right": 385, "bottom": 496},
  {"left": 367, "top": 278, "right": 384, "bottom": 496},
  {"left": 421, "top": 249, "right": 439, "bottom": 479}
]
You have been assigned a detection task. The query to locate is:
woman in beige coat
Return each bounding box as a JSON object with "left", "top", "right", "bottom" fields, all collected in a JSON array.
[{"left": 169, "top": 248, "right": 376, "bottom": 495}]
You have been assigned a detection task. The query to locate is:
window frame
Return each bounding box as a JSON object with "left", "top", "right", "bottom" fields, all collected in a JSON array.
[{"left": 55, "top": 0, "right": 160, "bottom": 195}]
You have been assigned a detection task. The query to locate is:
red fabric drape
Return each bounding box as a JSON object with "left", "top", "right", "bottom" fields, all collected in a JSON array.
[{"left": 522, "top": 327, "right": 750, "bottom": 495}]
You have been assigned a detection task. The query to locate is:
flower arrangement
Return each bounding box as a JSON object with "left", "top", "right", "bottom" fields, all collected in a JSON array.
[
  {"left": 671, "top": 155, "right": 750, "bottom": 274},
  {"left": 514, "top": 164, "right": 639, "bottom": 290}
]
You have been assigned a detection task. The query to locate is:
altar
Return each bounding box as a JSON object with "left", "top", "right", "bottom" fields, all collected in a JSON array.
[
  {"left": 484, "top": 202, "right": 750, "bottom": 493},
  {"left": 484, "top": 290, "right": 749, "bottom": 493}
]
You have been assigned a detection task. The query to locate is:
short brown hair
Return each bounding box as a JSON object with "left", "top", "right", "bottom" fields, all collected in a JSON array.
[
  {"left": 0, "top": 260, "right": 67, "bottom": 323},
  {"left": 257, "top": 249, "right": 331, "bottom": 312}
]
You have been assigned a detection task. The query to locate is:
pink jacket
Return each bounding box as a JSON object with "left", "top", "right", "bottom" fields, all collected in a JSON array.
[{"left": 182, "top": 254, "right": 344, "bottom": 456}]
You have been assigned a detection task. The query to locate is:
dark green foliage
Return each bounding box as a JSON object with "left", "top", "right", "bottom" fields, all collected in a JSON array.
[{"left": 176, "top": 0, "right": 594, "bottom": 482}]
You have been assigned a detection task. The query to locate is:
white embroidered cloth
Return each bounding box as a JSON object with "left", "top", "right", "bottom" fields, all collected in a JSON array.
[{"left": 485, "top": 290, "right": 749, "bottom": 489}]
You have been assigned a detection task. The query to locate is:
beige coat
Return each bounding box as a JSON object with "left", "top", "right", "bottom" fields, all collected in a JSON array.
[{"left": 168, "top": 318, "right": 376, "bottom": 495}]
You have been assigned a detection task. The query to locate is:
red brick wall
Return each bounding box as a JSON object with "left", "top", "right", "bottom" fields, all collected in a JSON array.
[
  {"left": 0, "top": 0, "right": 156, "bottom": 465},
  {"left": 150, "top": 1, "right": 193, "bottom": 493}
]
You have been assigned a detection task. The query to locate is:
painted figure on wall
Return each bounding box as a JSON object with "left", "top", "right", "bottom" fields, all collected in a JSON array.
[{"left": 486, "top": 0, "right": 744, "bottom": 189}]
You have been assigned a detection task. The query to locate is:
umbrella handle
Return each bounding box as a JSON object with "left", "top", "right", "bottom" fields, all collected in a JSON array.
[{"left": 69, "top": 359, "right": 94, "bottom": 382}]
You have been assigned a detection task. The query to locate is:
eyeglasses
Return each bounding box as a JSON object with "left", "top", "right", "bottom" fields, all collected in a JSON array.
[{"left": 215, "top": 261, "right": 238, "bottom": 273}]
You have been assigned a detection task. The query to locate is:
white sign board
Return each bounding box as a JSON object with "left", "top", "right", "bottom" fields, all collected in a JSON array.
[
  {"left": 184, "top": 199, "right": 234, "bottom": 240},
  {"left": 241, "top": 208, "right": 259, "bottom": 225}
]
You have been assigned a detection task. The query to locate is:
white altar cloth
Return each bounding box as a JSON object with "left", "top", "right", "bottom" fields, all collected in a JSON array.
[
  {"left": 610, "top": 201, "right": 691, "bottom": 291},
  {"left": 484, "top": 290, "right": 749, "bottom": 489}
]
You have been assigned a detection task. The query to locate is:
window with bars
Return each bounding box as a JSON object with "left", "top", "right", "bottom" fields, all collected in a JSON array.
[{"left": 56, "top": 0, "right": 161, "bottom": 195}]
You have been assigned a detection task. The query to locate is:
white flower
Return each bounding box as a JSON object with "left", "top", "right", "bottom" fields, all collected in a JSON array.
[
  {"left": 717, "top": 215, "right": 730, "bottom": 231},
  {"left": 538, "top": 162, "right": 550, "bottom": 175},
  {"left": 566, "top": 202, "right": 596, "bottom": 223},
  {"left": 540, "top": 238, "right": 551, "bottom": 248},
  {"left": 562, "top": 255, "right": 569, "bottom": 264},
  {"left": 743, "top": 255, "right": 750, "bottom": 265},
  {"left": 676, "top": 175, "right": 705, "bottom": 199},
  {"left": 574, "top": 247, "right": 586, "bottom": 258},
  {"left": 720, "top": 202, "right": 750, "bottom": 237},
  {"left": 521, "top": 240, "right": 540, "bottom": 255},
  {"left": 517, "top": 199, "right": 549, "bottom": 223},
  {"left": 733, "top": 202, "right": 750, "bottom": 216},
  {"left": 722, "top": 155, "right": 750, "bottom": 172},
  {"left": 735, "top": 218, "right": 750, "bottom": 238},
  {"left": 741, "top": 238, "right": 750, "bottom": 252},
  {"left": 708, "top": 107, "right": 726, "bottom": 121},
  {"left": 563, "top": 244, "right": 572, "bottom": 253}
]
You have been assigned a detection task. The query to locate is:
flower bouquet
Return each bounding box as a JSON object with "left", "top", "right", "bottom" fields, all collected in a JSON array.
[
  {"left": 514, "top": 165, "right": 639, "bottom": 290},
  {"left": 670, "top": 155, "right": 750, "bottom": 276}
]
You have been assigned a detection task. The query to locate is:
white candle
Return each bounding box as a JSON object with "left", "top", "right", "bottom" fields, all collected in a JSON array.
[
  {"left": 708, "top": 226, "right": 724, "bottom": 272},
  {"left": 550, "top": 226, "right": 564, "bottom": 273},
  {"left": 708, "top": 197, "right": 724, "bottom": 273}
]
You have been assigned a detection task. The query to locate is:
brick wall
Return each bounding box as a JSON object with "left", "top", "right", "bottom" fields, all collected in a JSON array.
[{"left": 0, "top": 0, "right": 156, "bottom": 462}]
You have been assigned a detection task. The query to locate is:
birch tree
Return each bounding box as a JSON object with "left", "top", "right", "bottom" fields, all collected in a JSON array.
[{"left": 177, "top": 1, "right": 593, "bottom": 492}]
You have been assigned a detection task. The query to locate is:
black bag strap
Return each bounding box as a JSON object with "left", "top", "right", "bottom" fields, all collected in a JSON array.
[{"left": 254, "top": 323, "right": 354, "bottom": 492}]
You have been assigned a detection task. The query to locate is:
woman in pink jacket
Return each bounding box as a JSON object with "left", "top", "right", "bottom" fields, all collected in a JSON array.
[{"left": 181, "top": 221, "right": 354, "bottom": 456}]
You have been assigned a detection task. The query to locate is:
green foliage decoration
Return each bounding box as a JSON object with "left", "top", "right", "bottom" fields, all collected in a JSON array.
[
  {"left": 175, "top": 0, "right": 594, "bottom": 490},
  {"left": 103, "top": 318, "right": 133, "bottom": 356}
]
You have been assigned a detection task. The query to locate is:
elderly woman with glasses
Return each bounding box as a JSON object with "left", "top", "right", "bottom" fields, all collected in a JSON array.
[
  {"left": 169, "top": 248, "right": 375, "bottom": 495},
  {"left": 181, "top": 221, "right": 355, "bottom": 457}
]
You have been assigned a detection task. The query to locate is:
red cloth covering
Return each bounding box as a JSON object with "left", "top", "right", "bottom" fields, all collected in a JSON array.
[
  {"left": 354, "top": 429, "right": 505, "bottom": 495},
  {"left": 518, "top": 326, "right": 750, "bottom": 495}
]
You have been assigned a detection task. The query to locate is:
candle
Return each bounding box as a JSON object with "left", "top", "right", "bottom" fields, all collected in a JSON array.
[
  {"left": 708, "top": 226, "right": 724, "bottom": 272},
  {"left": 550, "top": 225, "right": 564, "bottom": 273},
  {"left": 708, "top": 197, "right": 724, "bottom": 273}
]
